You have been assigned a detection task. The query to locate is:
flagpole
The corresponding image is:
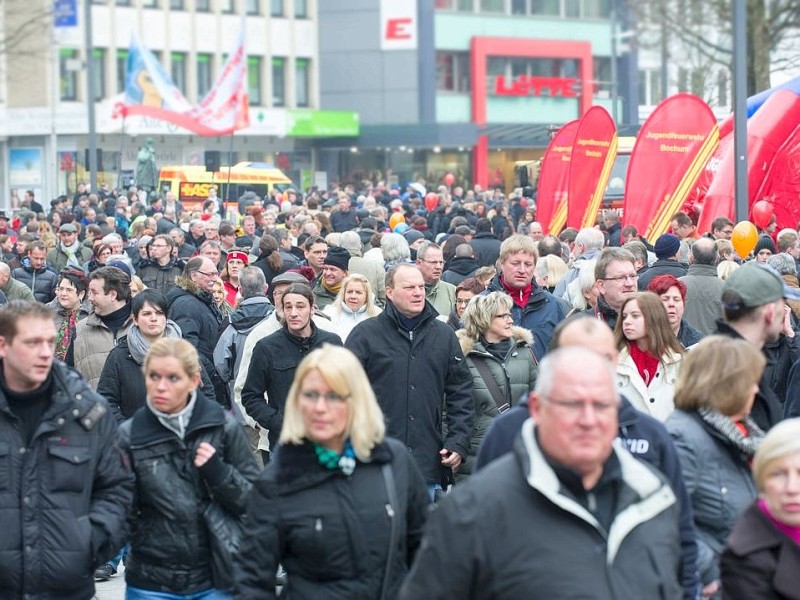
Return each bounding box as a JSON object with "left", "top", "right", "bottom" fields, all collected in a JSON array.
[
  {"left": 225, "top": 133, "right": 234, "bottom": 221},
  {"left": 117, "top": 116, "right": 126, "bottom": 192}
]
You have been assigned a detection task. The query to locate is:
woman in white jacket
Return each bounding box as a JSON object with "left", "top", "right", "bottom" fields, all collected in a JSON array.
[
  {"left": 614, "top": 291, "right": 684, "bottom": 421},
  {"left": 323, "top": 273, "right": 381, "bottom": 341}
]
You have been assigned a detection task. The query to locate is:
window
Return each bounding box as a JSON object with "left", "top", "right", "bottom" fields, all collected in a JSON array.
[
  {"left": 171, "top": 52, "right": 186, "bottom": 93},
  {"left": 638, "top": 68, "right": 663, "bottom": 106},
  {"left": 295, "top": 59, "right": 309, "bottom": 107},
  {"left": 169, "top": 0, "right": 184, "bottom": 8},
  {"left": 481, "top": 0, "right": 504, "bottom": 11},
  {"left": 436, "top": 52, "right": 471, "bottom": 92},
  {"left": 583, "top": 0, "right": 611, "bottom": 18},
  {"left": 249, "top": 56, "right": 263, "bottom": 105},
  {"left": 295, "top": 0, "right": 307, "bottom": 17},
  {"left": 531, "top": 0, "right": 559, "bottom": 15},
  {"left": 60, "top": 49, "right": 79, "bottom": 101},
  {"left": 142, "top": 0, "right": 158, "bottom": 8},
  {"left": 91, "top": 49, "right": 106, "bottom": 101},
  {"left": 511, "top": 0, "right": 527, "bottom": 14},
  {"left": 116, "top": 0, "right": 131, "bottom": 5},
  {"left": 565, "top": 0, "right": 580, "bottom": 17},
  {"left": 196, "top": 0, "right": 210, "bottom": 10},
  {"left": 116, "top": 50, "right": 128, "bottom": 94},
  {"left": 271, "top": 57, "right": 284, "bottom": 106},
  {"left": 270, "top": 0, "right": 282, "bottom": 16},
  {"left": 197, "top": 53, "right": 213, "bottom": 98},
  {"left": 593, "top": 56, "right": 611, "bottom": 95},
  {"left": 246, "top": 0, "right": 259, "bottom": 14},
  {"left": 220, "top": 0, "right": 234, "bottom": 12},
  {"left": 435, "top": 0, "right": 474, "bottom": 9}
]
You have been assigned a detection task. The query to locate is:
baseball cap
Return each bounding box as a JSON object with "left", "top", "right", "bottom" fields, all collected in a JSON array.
[{"left": 722, "top": 262, "right": 787, "bottom": 309}]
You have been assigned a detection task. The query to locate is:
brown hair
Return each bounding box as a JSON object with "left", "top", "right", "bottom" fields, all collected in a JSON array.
[{"left": 613, "top": 292, "right": 683, "bottom": 361}]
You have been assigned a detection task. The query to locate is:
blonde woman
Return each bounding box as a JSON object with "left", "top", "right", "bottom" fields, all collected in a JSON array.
[
  {"left": 322, "top": 273, "right": 382, "bottom": 341},
  {"left": 236, "top": 345, "right": 429, "bottom": 598},
  {"left": 534, "top": 254, "right": 568, "bottom": 293}
]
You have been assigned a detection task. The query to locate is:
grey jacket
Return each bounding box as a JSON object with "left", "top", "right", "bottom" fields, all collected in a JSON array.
[
  {"left": 665, "top": 409, "right": 758, "bottom": 584},
  {"left": 679, "top": 263, "right": 724, "bottom": 335},
  {"left": 401, "top": 418, "right": 682, "bottom": 599}
]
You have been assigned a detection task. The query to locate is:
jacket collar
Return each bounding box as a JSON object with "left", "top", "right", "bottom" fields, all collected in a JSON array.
[
  {"left": 383, "top": 299, "right": 435, "bottom": 331},
  {"left": 129, "top": 391, "right": 225, "bottom": 447}
]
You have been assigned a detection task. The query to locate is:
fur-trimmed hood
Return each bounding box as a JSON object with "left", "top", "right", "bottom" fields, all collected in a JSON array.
[{"left": 456, "top": 325, "right": 533, "bottom": 356}]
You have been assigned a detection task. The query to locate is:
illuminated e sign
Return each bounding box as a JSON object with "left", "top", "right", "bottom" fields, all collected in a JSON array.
[{"left": 494, "top": 75, "right": 579, "bottom": 98}]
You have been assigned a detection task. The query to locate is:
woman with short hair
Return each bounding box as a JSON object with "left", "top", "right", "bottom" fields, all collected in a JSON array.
[
  {"left": 48, "top": 268, "right": 91, "bottom": 362},
  {"left": 456, "top": 291, "right": 537, "bottom": 479},
  {"left": 236, "top": 344, "right": 429, "bottom": 599},
  {"left": 721, "top": 418, "right": 800, "bottom": 599},
  {"left": 666, "top": 335, "right": 766, "bottom": 599}
]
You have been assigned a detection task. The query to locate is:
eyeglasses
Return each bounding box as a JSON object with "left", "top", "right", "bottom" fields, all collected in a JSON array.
[
  {"left": 196, "top": 270, "right": 219, "bottom": 278},
  {"left": 420, "top": 259, "right": 445, "bottom": 265},
  {"left": 455, "top": 298, "right": 472, "bottom": 306},
  {"left": 494, "top": 312, "right": 513, "bottom": 320},
  {"left": 603, "top": 274, "right": 638, "bottom": 282},
  {"left": 545, "top": 397, "right": 617, "bottom": 417},
  {"left": 150, "top": 243, "right": 169, "bottom": 248},
  {"left": 300, "top": 391, "right": 349, "bottom": 405}
]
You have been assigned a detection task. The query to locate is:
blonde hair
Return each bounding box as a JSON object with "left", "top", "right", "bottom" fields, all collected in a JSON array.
[
  {"left": 673, "top": 335, "right": 765, "bottom": 416},
  {"left": 753, "top": 418, "right": 800, "bottom": 490},
  {"left": 499, "top": 234, "right": 538, "bottom": 262},
  {"left": 535, "top": 254, "right": 568, "bottom": 289},
  {"left": 331, "top": 273, "right": 381, "bottom": 317},
  {"left": 280, "top": 345, "right": 385, "bottom": 460},
  {"left": 130, "top": 275, "right": 146, "bottom": 297},
  {"left": 462, "top": 291, "right": 513, "bottom": 341},
  {"left": 143, "top": 338, "right": 202, "bottom": 379},
  {"left": 717, "top": 260, "right": 740, "bottom": 281}
]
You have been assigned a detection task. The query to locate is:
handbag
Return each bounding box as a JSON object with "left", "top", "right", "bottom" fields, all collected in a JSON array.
[
  {"left": 202, "top": 499, "right": 244, "bottom": 592},
  {"left": 379, "top": 462, "right": 400, "bottom": 600},
  {"left": 471, "top": 356, "right": 510, "bottom": 413}
]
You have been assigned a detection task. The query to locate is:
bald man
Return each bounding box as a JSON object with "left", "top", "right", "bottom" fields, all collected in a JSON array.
[
  {"left": 475, "top": 315, "right": 699, "bottom": 599},
  {"left": 0, "top": 262, "right": 34, "bottom": 302}
]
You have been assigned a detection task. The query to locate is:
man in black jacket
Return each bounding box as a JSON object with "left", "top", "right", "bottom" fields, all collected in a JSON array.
[
  {"left": 0, "top": 300, "right": 133, "bottom": 599},
  {"left": 346, "top": 264, "right": 474, "bottom": 496},
  {"left": 469, "top": 218, "right": 501, "bottom": 267}
]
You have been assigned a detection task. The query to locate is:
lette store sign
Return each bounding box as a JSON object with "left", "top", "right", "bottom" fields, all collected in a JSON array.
[{"left": 493, "top": 75, "right": 579, "bottom": 98}]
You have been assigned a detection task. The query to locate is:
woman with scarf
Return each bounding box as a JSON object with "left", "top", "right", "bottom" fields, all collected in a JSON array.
[
  {"left": 322, "top": 273, "right": 381, "bottom": 341},
  {"left": 666, "top": 336, "right": 766, "bottom": 600},
  {"left": 47, "top": 268, "right": 91, "bottom": 362},
  {"left": 118, "top": 338, "right": 259, "bottom": 599},
  {"left": 614, "top": 291, "right": 684, "bottom": 422},
  {"left": 236, "top": 344, "right": 429, "bottom": 598},
  {"left": 97, "top": 289, "right": 185, "bottom": 422},
  {"left": 721, "top": 418, "right": 800, "bottom": 599},
  {"left": 455, "top": 291, "right": 537, "bottom": 480}
]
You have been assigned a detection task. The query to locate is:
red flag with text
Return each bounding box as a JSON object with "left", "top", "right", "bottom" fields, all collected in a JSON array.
[
  {"left": 535, "top": 119, "right": 579, "bottom": 235},
  {"left": 566, "top": 106, "right": 617, "bottom": 229},
  {"left": 622, "top": 94, "right": 718, "bottom": 240}
]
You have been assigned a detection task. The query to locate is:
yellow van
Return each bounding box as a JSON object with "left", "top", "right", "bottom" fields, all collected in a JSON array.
[{"left": 158, "top": 162, "right": 293, "bottom": 211}]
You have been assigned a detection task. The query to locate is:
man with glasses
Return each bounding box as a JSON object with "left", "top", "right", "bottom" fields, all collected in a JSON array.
[
  {"left": 402, "top": 344, "right": 682, "bottom": 599},
  {"left": 709, "top": 216, "right": 734, "bottom": 241},
  {"left": 484, "top": 235, "right": 567, "bottom": 360},
  {"left": 167, "top": 256, "right": 227, "bottom": 406},
  {"left": 416, "top": 241, "right": 456, "bottom": 317},
  {"left": 136, "top": 234, "right": 183, "bottom": 293},
  {"left": 592, "top": 247, "right": 639, "bottom": 329}
]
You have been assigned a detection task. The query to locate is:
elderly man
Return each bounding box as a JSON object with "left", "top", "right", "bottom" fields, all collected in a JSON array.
[
  {"left": 416, "top": 241, "right": 457, "bottom": 317},
  {"left": 402, "top": 345, "right": 681, "bottom": 599},
  {"left": 346, "top": 264, "right": 473, "bottom": 496},
  {"left": 553, "top": 227, "right": 605, "bottom": 300},
  {"left": 485, "top": 235, "right": 566, "bottom": 359},
  {"left": 48, "top": 223, "right": 92, "bottom": 270},
  {"left": 678, "top": 236, "right": 724, "bottom": 334},
  {"left": 0, "top": 262, "right": 34, "bottom": 301}
]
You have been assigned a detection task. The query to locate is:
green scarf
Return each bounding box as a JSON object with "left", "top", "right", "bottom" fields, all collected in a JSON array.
[{"left": 312, "top": 440, "right": 356, "bottom": 476}]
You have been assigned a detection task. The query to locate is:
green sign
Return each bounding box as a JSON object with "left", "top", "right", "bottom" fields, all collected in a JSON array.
[{"left": 287, "top": 110, "right": 359, "bottom": 138}]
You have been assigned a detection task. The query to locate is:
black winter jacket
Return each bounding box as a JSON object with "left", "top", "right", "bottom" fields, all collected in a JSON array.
[
  {"left": 441, "top": 256, "right": 480, "bottom": 286},
  {"left": 12, "top": 259, "right": 58, "bottom": 303},
  {"left": 638, "top": 259, "right": 688, "bottom": 290},
  {"left": 469, "top": 232, "right": 501, "bottom": 267},
  {"left": 0, "top": 361, "right": 134, "bottom": 599},
  {"left": 345, "top": 301, "right": 474, "bottom": 484},
  {"left": 236, "top": 438, "right": 429, "bottom": 599},
  {"left": 118, "top": 392, "right": 259, "bottom": 594},
  {"left": 97, "top": 336, "right": 216, "bottom": 423},
  {"left": 136, "top": 257, "right": 185, "bottom": 294},
  {"left": 241, "top": 325, "right": 343, "bottom": 448}
]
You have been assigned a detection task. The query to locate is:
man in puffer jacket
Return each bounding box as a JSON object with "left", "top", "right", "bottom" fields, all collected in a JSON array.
[
  {"left": 12, "top": 241, "right": 57, "bottom": 303},
  {"left": 0, "top": 300, "right": 134, "bottom": 599}
]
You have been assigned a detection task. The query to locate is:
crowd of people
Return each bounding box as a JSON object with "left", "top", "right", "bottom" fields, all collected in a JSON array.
[{"left": 1, "top": 181, "right": 799, "bottom": 599}]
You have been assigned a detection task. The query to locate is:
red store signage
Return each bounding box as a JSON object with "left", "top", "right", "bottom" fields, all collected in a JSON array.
[{"left": 493, "top": 74, "right": 579, "bottom": 98}]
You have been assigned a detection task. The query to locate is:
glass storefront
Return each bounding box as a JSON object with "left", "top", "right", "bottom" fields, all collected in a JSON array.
[{"left": 339, "top": 148, "right": 472, "bottom": 190}]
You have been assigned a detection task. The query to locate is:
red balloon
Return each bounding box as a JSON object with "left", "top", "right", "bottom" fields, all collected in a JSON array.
[
  {"left": 425, "top": 192, "right": 439, "bottom": 212},
  {"left": 751, "top": 200, "right": 774, "bottom": 229},
  {"left": 443, "top": 172, "right": 455, "bottom": 187}
]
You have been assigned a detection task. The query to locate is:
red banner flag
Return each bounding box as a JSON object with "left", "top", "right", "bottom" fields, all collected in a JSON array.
[
  {"left": 566, "top": 106, "right": 617, "bottom": 229},
  {"left": 622, "top": 94, "right": 718, "bottom": 240},
  {"left": 535, "top": 119, "right": 579, "bottom": 235}
]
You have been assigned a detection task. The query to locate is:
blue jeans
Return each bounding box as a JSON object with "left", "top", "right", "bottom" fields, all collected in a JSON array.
[
  {"left": 426, "top": 483, "right": 442, "bottom": 503},
  {"left": 126, "top": 586, "right": 232, "bottom": 600}
]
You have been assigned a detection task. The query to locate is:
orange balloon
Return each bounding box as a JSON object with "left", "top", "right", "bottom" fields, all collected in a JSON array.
[
  {"left": 389, "top": 212, "right": 406, "bottom": 231},
  {"left": 731, "top": 220, "right": 758, "bottom": 259}
]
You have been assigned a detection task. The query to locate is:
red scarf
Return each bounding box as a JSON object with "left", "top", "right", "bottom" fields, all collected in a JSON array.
[
  {"left": 501, "top": 275, "right": 532, "bottom": 308},
  {"left": 628, "top": 343, "right": 659, "bottom": 386}
]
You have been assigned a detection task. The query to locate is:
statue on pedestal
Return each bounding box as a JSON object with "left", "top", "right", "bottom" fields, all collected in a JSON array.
[{"left": 134, "top": 137, "right": 158, "bottom": 193}]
